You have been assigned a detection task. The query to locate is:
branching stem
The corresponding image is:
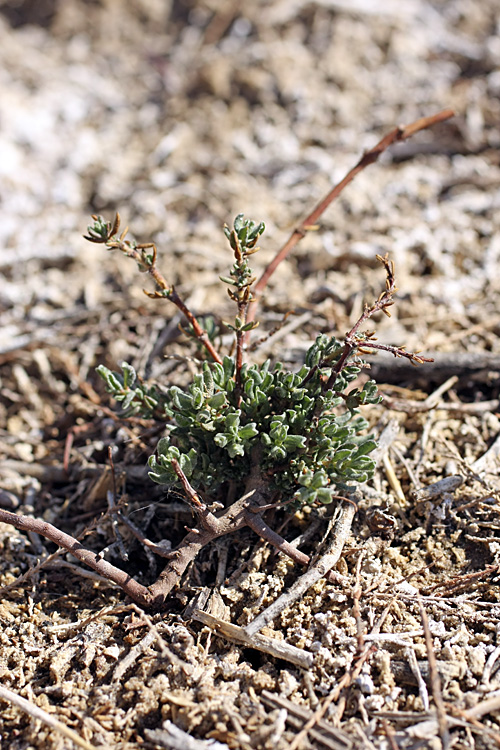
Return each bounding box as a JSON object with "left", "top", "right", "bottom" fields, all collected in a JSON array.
[
  {"left": 94, "top": 221, "right": 223, "bottom": 365},
  {"left": 234, "top": 291, "right": 249, "bottom": 398},
  {"left": 168, "top": 288, "right": 223, "bottom": 365},
  {"left": 0, "top": 483, "right": 349, "bottom": 608},
  {"left": 0, "top": 508, "right": 152, "bottom": 608}
]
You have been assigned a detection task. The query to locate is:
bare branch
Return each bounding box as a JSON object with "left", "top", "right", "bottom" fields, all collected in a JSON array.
[
  {"left": 87, "top": 215, "right": 223, "bottom": 364},
  {"left": 243, "top": 499, "right": 356, "bottom": 637},
  {"left": 244, "top": 509, "right": 346, "bottom": 585},
  {"left": 245, "top": 108, "right": 454, "bottom": 333},
  {"left": 0, "top": 508, "right": 151, "bottom": 608}
]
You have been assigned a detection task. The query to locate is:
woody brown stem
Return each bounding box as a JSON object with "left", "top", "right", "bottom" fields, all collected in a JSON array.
[
  {"left": 244, "top": 109, "right": 454, "bottom": 336},
  {"left": 0, "top": 508, "right": 152, "bottom": 608},
  {"left": 168, "top": 288, "right": 223, "bottom": 365},
  {"left": 147, "top": 481, "right": 266, "bottom": 607},
  {"left": 244, "top": 500, "right": 356, "bottom": 637},
  {"left": 109, "top": 237, "right": 223, "bottom": 365},
  {"left": 234, "top": 291, "right": 250, "bottom": 400},
  {"left": 0, "top": 487, "right": 347, "bottom": 609},
  {"left": 243, "top": 510, "right": 345, "bottom": 585}
]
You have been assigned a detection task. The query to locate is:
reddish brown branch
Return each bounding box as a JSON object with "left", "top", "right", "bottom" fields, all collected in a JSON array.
[
  {"left": 147, "top": 526, "right": 225, "bottom": 607},
  {"left": 322, "top": 253, "right": 398, "bottom": 389},
  {"left": 234, "top": 289, "right": 251, "bottom": 398},
  {"left": 100, "top": 220, "right": 223, "bottom": 365},
  {"left": 0, "top": 482, "right": 348, "bottom": 609},
  {"left": 355, "top": 341, "right": 434, "bottom": 365},
  {"left": 170, "top": 458, "right": 221, "bottom": 535},
  {"left": 298, "top": 252, "right": 433, "bottom": 393},
  {"left": 166, "top": 288, "right": 223, "bottom": 364},
  {"left": 171, "top": 458, "right": 207, "bottom": 513},
  {"left": 0, "top": 508, "right": 152, "bottom": 608},
  {"left": 245, "top": 108, "right": 454, "bottom": 332},
  {"left": 243, "top": 510, "right": 344, "bottom": 585}
]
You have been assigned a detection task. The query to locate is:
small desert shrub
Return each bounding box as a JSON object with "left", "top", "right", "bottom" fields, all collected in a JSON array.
[
  {"left": 90, "top": 213, "right": 387, "bottom": 511},
  {"left": 0, "top": 110, "right": 451, "bottom": 608}
]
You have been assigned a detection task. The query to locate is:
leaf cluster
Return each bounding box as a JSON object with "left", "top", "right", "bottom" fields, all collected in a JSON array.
[
  {"left": 98, "top": 334, "right": 380, "bottom": 508},
  {"left": 96, "top": 362, "right": 169, "bottom": 419}
]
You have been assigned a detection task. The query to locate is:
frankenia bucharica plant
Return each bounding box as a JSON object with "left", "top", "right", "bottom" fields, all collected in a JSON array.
[
  {"left": 0, "top": 113, "right": 447, "bottom": 609},
  {"left": 88, "top": 212, "right": 424, "bottom": 511}
]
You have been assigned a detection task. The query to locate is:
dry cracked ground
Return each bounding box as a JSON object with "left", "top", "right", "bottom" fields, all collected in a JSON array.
[{"left": 0, "top": 1, "right": 500, "bottom": 749}]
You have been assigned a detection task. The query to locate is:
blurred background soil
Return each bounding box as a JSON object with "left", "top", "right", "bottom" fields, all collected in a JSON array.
[{"left": 0, "top": 1, "right": 500, "bottom": 749}]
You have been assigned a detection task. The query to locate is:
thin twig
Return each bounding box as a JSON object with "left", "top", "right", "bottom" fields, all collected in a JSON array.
[
  {"left": 171, "top": 458, "right": 217, "bottom": 527},
  {"left": 419, "top": 595, "right": 450, "bottom": 750},
  {"left": 382, "top": 452, "right": 407, "bottom": 507},
  {"left": 245, "top": 109, "right": 454, "bottom": 332},
  {"left": 86, "top": 214, "right": 222, "bottom": 364},
  {"left": 243, "top": 499, "right": 356, "bottom": 637},
  {"left": 117, "top": 512, "right": 173, "bottom": 559},
  {"left": 167, "top": 287, "right": 223, "bottom": 364},
  {"left": 0, "top": 684, "right": 103, "bottom": 750},
  {"left": 472, "top": 431, "right": 500, "bottom": 475},
  {"left": 244, "top": 509, "right": 348, "bottom": 585}
]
